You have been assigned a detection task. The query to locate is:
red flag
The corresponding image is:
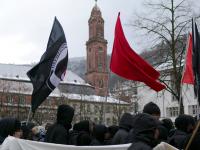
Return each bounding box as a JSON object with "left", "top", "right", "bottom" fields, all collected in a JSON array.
[
  {"left": 182, "top": 33, "right": 194, "bottom": 84},
  {"left": 110, "top": 13, "right": 165, "bottom": 92}
]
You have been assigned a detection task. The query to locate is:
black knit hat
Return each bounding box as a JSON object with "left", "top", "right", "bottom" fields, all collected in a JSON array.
[
  {"left": 143, "top": 102, "right": 160, "bottom": 115},
  {"left": 57, "top": 104, "right": 74, "bottom": 124}
]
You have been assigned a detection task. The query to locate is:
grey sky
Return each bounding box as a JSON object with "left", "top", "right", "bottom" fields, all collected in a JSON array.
[
  {"left": 1, "top": 0, "right": 199, "bottom": 64},
  {"left": 0, "top": 0, "right": 144, "bottom": 64}
]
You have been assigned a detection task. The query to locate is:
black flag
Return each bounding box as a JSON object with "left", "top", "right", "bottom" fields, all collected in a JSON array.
[
  {"left": 192, "top": 19, "right": 200, "bottom": 104},
  {"left": 27, "top": 17, "right": 68, "bottom": 113}
]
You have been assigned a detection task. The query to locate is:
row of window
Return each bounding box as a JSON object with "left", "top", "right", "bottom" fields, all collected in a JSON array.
[{"left": 166, "top": 105, "right": 200, "bottom": 117}]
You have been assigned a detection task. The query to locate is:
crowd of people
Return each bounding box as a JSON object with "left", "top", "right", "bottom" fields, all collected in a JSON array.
[{"left": 0, "top": 102, "right": 199, "bottom": 150}]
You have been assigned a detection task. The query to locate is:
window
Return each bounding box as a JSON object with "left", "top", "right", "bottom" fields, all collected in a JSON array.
[
  {"left": 106, "top": 118, "right": 111, "bottom": 126},
  {"left": 99, "top": 80, "right": 103, "bottom": 88},
  {"left": 188, "top": 105, "right": 198, "bottom": 116},
  {"left": 105, "top": 105, "right": 111, "bottom": 113},
  {"left": 98, "top": 47, "right": 103, "bottom": 71},
  {"left": 87, "top": 104, "right": 91, "bottom": 113},
  {"left": 166, "top": 107, "right": 179, "bottom": 117},
  {"left": 94, "top": 117, "right": 98, "bottom": 123},
  {"left": 19, "top": 95, "right": 25, "bottom": 104},
  {"left": 73, "top": 104, "right": 77, "bottom": 110},
  {"left": 7, "top": 95, "right": 13, "bottom": 104},
  {"left": 94, "top": 105, "right": 99, "bottom": 113}
]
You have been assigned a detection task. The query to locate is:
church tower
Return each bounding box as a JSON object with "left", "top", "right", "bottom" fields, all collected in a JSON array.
[{"left": 85, "top": 2, "right": 108, "bottom": 96}]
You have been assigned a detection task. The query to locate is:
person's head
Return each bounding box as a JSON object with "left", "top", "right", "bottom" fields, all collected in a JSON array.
[
  {"left": 161, "top": 118, "right": 174, "bottom": 133},
  {"left": 143, "top": 102, "right": 160, "bottom": 120},
  {"left": 0, "top": 118, "right": 22, "bottom": 140},
  {"left": 21, "top": 122, "right": 35, "bottom": 139},
  {"left": 72, "top": 120, "right": 91, "bottom": 134},
  {"left": 92, "top": 124, "right": 108, "bottom": 143},
  {"left": 105, "top": 125, "right": 119, "bottom": 140},
  {"left": 57, "top": 104, "right": 74, "bottom": 129},
  {"left": 31, "top": 126, "right": 46, "bottom": 141},
  {"left": 132, "top": 113, "right": 159, "bottom": 146},
  {"left": 119, "top": 113, "right": 133, "bottom": 131},
  {"left": 175, "top": 114, "right": 195, "bottom": 133}
]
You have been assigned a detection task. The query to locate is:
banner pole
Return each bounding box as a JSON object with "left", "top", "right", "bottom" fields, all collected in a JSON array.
[{"left": 26, "top": 106, "right": 32, "bottom": 125}]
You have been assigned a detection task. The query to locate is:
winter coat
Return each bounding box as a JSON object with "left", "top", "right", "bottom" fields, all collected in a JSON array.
[
  {"left": 90, "top": 124, "right": 107, "bottom": 146},
  {"left": 0, "top": 118, "right": 21, "bottom": 144},
  {"left": 45, "top": 105, "right": 74, "bottom": 144},
  {"left": 128, "top": 113, "right": 159, "bottom": 150},
  {"left": 167, "top": 129, "right": 187, "bottom": 149},
  {"left": 111, "top": 113, "right": 133, "bottom": 145}
]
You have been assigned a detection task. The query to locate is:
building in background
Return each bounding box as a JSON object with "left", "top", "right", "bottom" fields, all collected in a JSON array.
[{"left": 0, "top": 63, "right": 129, "bottom": 125}]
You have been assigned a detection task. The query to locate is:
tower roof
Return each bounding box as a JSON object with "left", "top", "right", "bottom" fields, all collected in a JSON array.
[{"left": 91, "top": 3, "right": 102, "bottom": 17}]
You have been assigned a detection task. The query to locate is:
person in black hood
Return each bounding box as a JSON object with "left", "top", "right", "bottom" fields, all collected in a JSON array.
[
  {"left": 128, "top": 113, "right": 159, "bottom": 150},
  {"left": 69, "top": 120, "right": 92, "bottom": 145},
  {"left": 45, "top": 104, "right": 74, "bottom": 144},
  {"left": 111, "top": 113, "right": 133, "bottom": 145},
  {"left": 167, "top": 114, "right": 195, "bottom": 149},
  {"left": 90, "top": 124, "right": 108, "bottom": 146},
  {"left": 0, "top": 117, "right": 21, "bottom": 144},
  {"left": 143, "top": 102, "right": 160, "bottom": 120}
]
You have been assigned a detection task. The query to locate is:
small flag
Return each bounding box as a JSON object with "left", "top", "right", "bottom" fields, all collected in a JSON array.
[
  {"left": 27, "top": 17, "right": 68, "bottom": 113},
  {"left": 182, "top": 33, "right": 194, "bottom": 84},
  {"left": 110, "top": 13, "right": 165, "bottom": 92}
]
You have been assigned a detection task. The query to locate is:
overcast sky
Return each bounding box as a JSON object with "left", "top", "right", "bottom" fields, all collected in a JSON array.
[
  {"left": 0, "top": 0, "right": 145, "bottom": 64},
  {"left": 0, "top": 0, "right": 199, "bottom": 64}
]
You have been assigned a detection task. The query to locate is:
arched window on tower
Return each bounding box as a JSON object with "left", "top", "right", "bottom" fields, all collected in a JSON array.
[
  {"left": 96, "top": 23, "right": 103, "bottom": 38},
  {"left": 98, "top": 47, "right": 103, "bottom": 71},
  {"left": 99, "top": 79, "right": 104, "bottom": 88}
]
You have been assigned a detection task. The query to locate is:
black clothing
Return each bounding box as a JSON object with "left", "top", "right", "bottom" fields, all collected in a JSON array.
[
  {"left": 128, "top": 113, "right": 158, "bottom": 150},
  {"left": 0, "top": 118, "right": 21, "bottom": 144},
  {"left": 45, "top": 104, "right": 74, "bottom": 144},
  {"left": 90, "top": 124, "right": 107, "bottom": 146},
  {"left": 167, "top": 129, "right": 187, "bottom": 149},
  {"left": 112, "top": 113, "right": 133, "bottom": 144}
]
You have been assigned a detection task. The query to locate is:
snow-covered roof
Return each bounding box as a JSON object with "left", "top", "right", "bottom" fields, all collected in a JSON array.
[{"left": 0, "top": 63, "right": 86, "bottom": 85}]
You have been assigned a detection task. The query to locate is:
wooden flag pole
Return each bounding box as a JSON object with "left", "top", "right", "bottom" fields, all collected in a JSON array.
[
  {"left": 185, "top": 120, "right": 200, "bottom": 150},
  {"left": 26, "top": 106, "right": 32, "bottom": 125}
]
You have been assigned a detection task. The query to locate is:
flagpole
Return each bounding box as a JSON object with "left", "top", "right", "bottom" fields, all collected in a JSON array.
[
  {"left": 26, "top": 106, "right": 32, "bottom": 125},
  {"left": 179, "top": 32, "right": 190, "bottom": 115}
]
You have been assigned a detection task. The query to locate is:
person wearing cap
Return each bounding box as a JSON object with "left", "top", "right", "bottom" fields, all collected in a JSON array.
[
  {"left": 128, "top": 113, "right": 159, "bottom": 150},
  {"left": 143, "top": 102, "right": 161, "bottom": 120},
  {"left": 45, "top": 104, "right": 74, "bottom": 144}
]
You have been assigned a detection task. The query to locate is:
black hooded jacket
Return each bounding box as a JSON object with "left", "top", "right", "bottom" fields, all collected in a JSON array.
[
  {"left": 111, "top": 113, "right": 133, "bottom": 145},
  {"left": 69, "top": 120, "right": 92, "bottom": 145},
  {"left": 45, "top": 105, "right": 74, "bottom": 144},
  {"left": 128, "top": 113, "right": 158, "bottom": 150},
  {"left": 0, "top": 118, "right": 21, "bottom": 144},
  {"left": 90, "top": 124, "right": 107, "bottom": 146}
]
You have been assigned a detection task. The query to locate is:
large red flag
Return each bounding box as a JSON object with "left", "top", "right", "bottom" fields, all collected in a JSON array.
[
  {"left": 182, "top": 33, "right": 194, "bottom": 84},
  {"left": 110, "top": 13, "right": 165, "bottom": 92}
]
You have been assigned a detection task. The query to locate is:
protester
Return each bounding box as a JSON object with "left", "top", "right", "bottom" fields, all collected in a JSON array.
[
  {"left": 104, "top": 125, "right": 119, "bottom": 145},
  {"left": 20, "top": 122, "right": 35, "bottom": 140},
  {"left": 0, "top": 117, "right": 22, "bottom": 144},
  {"left": 161, "top": 118, "right": 174, "bottom": 134},
  {"left": 90, "top": 124, "right": 108, "bottom": 146},
  {"left": 45, "top": 104, "right": 74, "bottom": 144},
  {"left": 69, "top": 120, "right": 93, "bottom": 145},
  {"left": 167, "top": 114, "right": 195, "bottom": 149},
  {"left": 111, "top": 113, "right": 133, "bottom": 145},
  {"left": 128, "top": 113, "right": 159, "bottom": 150},
  {"left": 143, "top": 102, "right": 161, "bottom": 120},
  {"left": 31, "top": 126, "right": 46, "bottom": 142}
]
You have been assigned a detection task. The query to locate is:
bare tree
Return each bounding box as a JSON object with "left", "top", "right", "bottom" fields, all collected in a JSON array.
[{"left": 129, "top": 0, "right": 200, "bottom": 114}]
